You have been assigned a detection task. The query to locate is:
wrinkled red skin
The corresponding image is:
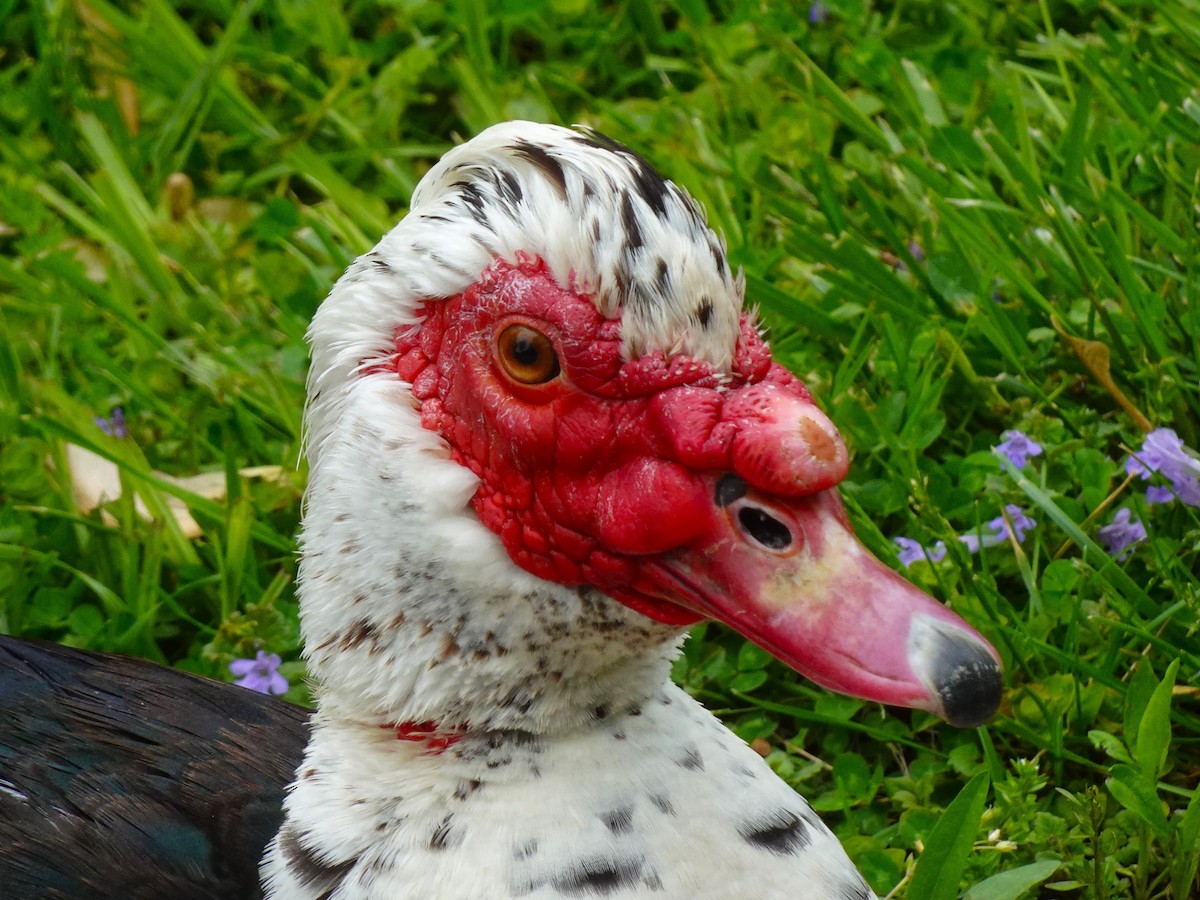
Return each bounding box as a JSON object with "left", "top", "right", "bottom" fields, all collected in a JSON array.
[{"left": 389, "top": 255, "right": 846, "bottom": 626}]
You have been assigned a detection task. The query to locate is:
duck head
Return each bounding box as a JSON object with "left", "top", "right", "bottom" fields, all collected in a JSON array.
[{"left": 300, "top": 122, "right": 1001, "bottom": 732}]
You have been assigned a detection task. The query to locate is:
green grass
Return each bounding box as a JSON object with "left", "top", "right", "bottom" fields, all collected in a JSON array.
[{"left": 2, "top": 1, "right": 1199, "bottom": 896}]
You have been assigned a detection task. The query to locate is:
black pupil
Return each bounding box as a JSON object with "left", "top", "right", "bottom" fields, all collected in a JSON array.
[
  {"left": 737, "top": 507, "right": 792, "bottom": 551},
  {"left": 512, "top": 332, "right": 540, "bottom": 366}
]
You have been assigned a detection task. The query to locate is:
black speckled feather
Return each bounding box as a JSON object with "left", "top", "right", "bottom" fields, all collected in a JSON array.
[{"left": 0, "top": 635, "right": 309, "bottom": 899}]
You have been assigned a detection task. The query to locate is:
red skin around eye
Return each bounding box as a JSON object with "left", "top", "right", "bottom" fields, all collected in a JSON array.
[{"left": 386, "top": 254, "right": 844, "bottom": 623}]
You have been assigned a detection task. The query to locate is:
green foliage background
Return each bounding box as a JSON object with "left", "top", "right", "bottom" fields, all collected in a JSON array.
[{"left": 1, "top": 1, "right": 1198, "bottom": 896}]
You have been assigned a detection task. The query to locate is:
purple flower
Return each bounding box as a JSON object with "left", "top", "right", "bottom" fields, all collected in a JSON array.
[
  {"left": 1145, "top": 485, "right": 1174, "bottom": 505},
  {"left": 960, "top": 505, "right": 1036, "bottom": 553},
  {"left": 994, "top": 430, "right": 1043, "bottom": 469},
  {"left": 894, "top": 537, "right": 947, "bottom": 567},
  {"left": 808, "top": 1, "right": 829, "bottom": 24},
  {"left": 1098, "top": 508, "right": 1147, "bottom": 560},
  {"left": 995, "top": 505, "right": 1037, "bottom": 543},
  {"left": 1125, "top": 428, "right": 1181, "bottom": 477},
  {"left": 894, "top": 537, "right": 923, "bottom": 566},
  {"left": 230, "top": 650, "right": 288, "bottom": 695},
  {"left": 95, "top": 407, "right": 127, "bottom": 438},
  {"left": 1166, "top": 479, "right": 1200, "bottom": 506},
  {"left": 1125, "top": 428, "right": 1200, "bottom": 507},
  {"left": 907, "top": 240, "right": 924, "bottom": 262}
]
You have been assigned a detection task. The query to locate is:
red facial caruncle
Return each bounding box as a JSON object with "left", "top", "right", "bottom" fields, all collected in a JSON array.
[
  {"left": 393, "top": 255, "right": 843, "bottom": 616},
  {"left": 386, "top": 254, "right": 1002, "bottom": 728}
]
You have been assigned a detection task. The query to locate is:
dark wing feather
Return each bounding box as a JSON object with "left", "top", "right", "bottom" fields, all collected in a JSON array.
[{"left": 0, "top": 635, "right": 309, "bottom": 899}]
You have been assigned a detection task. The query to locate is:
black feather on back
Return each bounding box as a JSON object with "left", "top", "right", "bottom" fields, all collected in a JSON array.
[{"left": 0, "top": 635, "right": 309, "bottom": 899}]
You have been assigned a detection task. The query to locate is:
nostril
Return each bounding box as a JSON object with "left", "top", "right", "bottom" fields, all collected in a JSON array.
[{"left": 737, "top": 506, "right": 792, "bottom": 551}]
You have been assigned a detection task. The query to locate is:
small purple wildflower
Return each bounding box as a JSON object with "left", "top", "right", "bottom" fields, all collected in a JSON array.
[
  {"left": 1125, "top": 428, "right": 1200, "bottom": 507},
  {"left": 894, "top": 537, "right": 947, "bottom": 567},
  {"left": 1166, "top": 478, "right": 1200, "bottom": 506},
  {"left": 959, "top": 504, "right": 1036, "bottom": 553},
  {"left": 894, "top": 537, "right": 923, "bottom": 566},
  {"left": 230, "top": 650, "right": 288, "bottom": 695},
  {"left": 1125, "top": 428, "right": 1180, "bottom": 477},
  {"left": 1145, "top": 485, "right": 1174, "bottom": 505},
  {"left": 808, "top": 1, "right": 829, "bottom": 24},
  {"left": 1098, "top": 508, "right": 1147, "bottom": 561},
  {"left": 993, "top": 430, "right": 1043, "bottom": 469},
  {"left": 995, "top": 505, "right": 1037, "bottom": 543},
  {"left": 95, "top": 407, "right": 127, "bottom": 438},
  {"left": 907, "top": 240, "right": 924, "bottom": 262}
]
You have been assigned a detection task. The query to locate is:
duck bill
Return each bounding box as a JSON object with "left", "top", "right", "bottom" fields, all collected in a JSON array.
[{"left": 639, "top": 489, "right": 1002, "bottom": 728}]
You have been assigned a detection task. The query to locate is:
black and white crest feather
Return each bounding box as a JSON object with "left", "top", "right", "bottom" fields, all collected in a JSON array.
[
  {"left": 307, "top": 121, "right": 745, "bottom": 467},
  {"left": 413, "top": 123, "right": 743, "bottom": 360}
]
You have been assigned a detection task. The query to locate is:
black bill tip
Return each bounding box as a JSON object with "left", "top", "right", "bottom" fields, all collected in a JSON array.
[{"left": 931, "top": 632, "right": 1003, "bottom": 728}]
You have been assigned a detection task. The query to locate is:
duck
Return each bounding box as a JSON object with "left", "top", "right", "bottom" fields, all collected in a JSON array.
[{"left": 0, "top": 121, "right": 1002, "bottom": 900}]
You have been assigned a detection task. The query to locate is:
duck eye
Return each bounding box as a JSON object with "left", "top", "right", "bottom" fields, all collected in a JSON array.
[{"left": 497, "top": 324, "right": 560, "bottom": 385}]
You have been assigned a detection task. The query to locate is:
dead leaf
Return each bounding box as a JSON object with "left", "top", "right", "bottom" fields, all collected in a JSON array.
[
  {"left": 1052, "top": 317, "right": 1153, "bottom": 433},
  {"left": 65, "top": 443, "right": 287, "bottom": 539}
]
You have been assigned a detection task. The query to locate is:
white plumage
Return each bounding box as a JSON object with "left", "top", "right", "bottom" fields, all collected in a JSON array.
[{"left": 261, "top": 121, "right": 1000, "bottom": 899}]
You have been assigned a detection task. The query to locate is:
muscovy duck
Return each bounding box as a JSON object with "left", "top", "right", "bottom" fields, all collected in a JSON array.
[{"left": 0, "top": 121, "right": 1001, "bottom": 900}]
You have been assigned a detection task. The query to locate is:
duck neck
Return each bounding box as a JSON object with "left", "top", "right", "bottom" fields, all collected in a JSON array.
[{"left": 296, "top": 381, "right": 686, "bottom": 737}]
